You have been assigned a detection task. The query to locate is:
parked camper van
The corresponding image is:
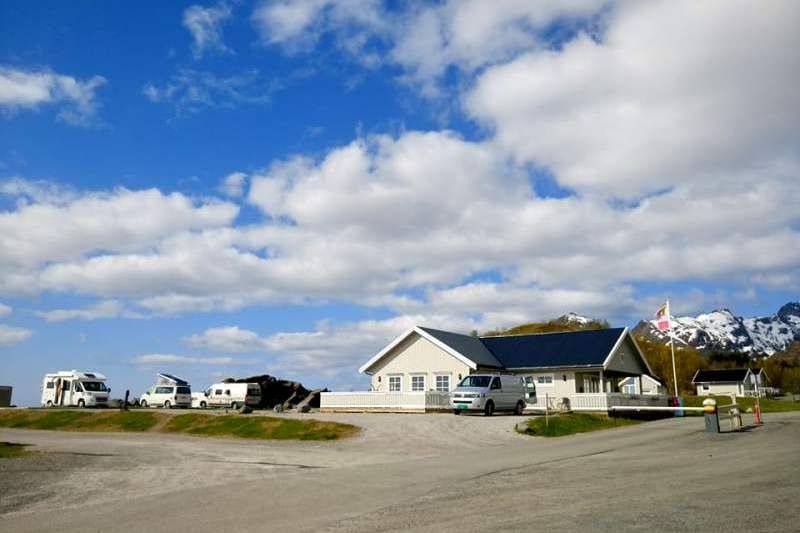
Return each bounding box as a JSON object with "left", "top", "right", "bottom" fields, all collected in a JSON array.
[
  {"left": 139, "top": 373, "right": 191, "bottom": 408},
  {"left": 450, "top": 374, "right": 526, "bottom": 416},
  {"left": 194, "top": 382, "right": 261, "bottom": 409},
  {"left": 41, "top": 371, "right": 110, "bottom": 408}
]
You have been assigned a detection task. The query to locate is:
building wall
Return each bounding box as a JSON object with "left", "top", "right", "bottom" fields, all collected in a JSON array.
[
  {"left": 605, "top": 336, "right": 649, "bottom": 375},
  {"left": 696, "top": 382, "right": 743, "bottom": 396},
  {"left": 509, "top": 370, "right": 578, "bottom": 404},
  {"left": 369, "top": 332, "right": 471, "bottom": 392}
]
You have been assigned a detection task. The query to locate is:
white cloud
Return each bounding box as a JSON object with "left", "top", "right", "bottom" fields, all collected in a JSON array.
[
  {"left": 0, "top": 66, "right": 106, "bottom": 126},
  {"left": 130, "top": 353, "right": 243, "bottom": 365},
  {"left": 466, "top": 0, "right": 800, "bottom": 197},
  {"left": 183, "top": 2, "right": 233, "bottom": 59},
  {"left": 251, "top": 0, "right": 606, "bottom": 95},
  {"left": 36, "top": 300, "right": 138, "bottom": 322},
  {"left": 0, "top": 303, "right": 10, "bottom": 318},
  {"left": 251, "top": 0, "right": 387, "bottom": 64},
  {"left": 0, "top": 181, "right": 238, "bottom": 270},
  {"left": 184, "top": 326, "right": 267, "bottom": 353},
  {"left": 0, "top": 324, "right": 32, "bottom": 347},
  {"left": 143, "top": 69, "right": 280, "bottom": 116},
  {"left": 219, "top": 172, "right": 247, "bottom": 197}
]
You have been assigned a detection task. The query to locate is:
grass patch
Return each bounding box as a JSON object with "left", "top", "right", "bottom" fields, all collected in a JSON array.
[
  {"left": 164, "top": 413, "right": 359, "bottom": 441},
  {"left": 0, "top": 409, "right": 359, "bottom": 441},
  {"left": 681, "top": 396, "right": 800, "bottom": 414},
  {"left": 0, "top": 410, "right": 159, "bottom": 432},
  {"left": 0, "top": 441, "right": 30, "bottom": 458},
  {"left": 520, "top": 413, "right": 640, "bottom": 437}
]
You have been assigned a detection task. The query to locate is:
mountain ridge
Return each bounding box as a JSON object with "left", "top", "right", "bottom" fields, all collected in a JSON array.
[{"left": 632, "top": 302, "right": 800, "bottom": 356}]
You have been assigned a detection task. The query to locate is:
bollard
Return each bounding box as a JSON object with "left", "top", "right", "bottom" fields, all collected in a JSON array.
[
  {"left": 703, "top": 398, "right": 719, "bottom": 433},
  {"left": 754, "top": 399, "right": 762, "bottom": 425}
]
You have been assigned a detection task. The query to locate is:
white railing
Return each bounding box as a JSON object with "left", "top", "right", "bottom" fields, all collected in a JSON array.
[
  {"left": 527, "top": 393, "right": 669, "bottom": 412},
  {"left": 320, "top": 391, "right": 451, "bottom": 411}
]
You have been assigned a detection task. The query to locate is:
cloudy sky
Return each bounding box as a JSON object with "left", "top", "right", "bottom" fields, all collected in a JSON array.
[{"left": 1, "top": 0, "right": 798, "bottom": 405}]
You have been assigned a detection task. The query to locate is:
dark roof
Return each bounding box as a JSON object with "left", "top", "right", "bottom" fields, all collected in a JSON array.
[
  {"left": 692, "top": 368, "right": 749, "bottom": 383},
  {"left": 479, "top": 328, "right": 626, "bottom": 369},
  {"left": 418, "top": 327, "right": 503, "bottom": 368}
]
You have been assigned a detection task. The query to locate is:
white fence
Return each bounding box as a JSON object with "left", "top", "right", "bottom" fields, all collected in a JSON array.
[
  {"left": 527, "top": 393, "right": 669, "bottom": 412},
  {"left": 320, "top": 391, "right": 451, "bottom": 412}
]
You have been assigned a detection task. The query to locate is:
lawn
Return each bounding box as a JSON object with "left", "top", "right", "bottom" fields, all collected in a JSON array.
[
  {"left": 0, "top": 409, "right": 359, "bottom": 441},
  {"left": 0, "top": 441, "right": 30, "bottom": 458},
  {"left": 0, "top": 410, "right": 159, "bottom": 432},
  {"left": 680, "top": 396, "right": 800, "bottom": 414},
  {"left": 519, "top": 413, "right": 640, "bottom": 437}
]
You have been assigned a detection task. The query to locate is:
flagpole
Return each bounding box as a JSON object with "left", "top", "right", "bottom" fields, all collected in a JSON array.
[{"left": 668, "top": 298, "right": 679, "bottom": 398}]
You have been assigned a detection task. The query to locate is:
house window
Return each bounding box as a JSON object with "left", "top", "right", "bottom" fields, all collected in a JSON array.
[
  {"left": 623, "top": 383, "right": 636, "bottom": 395},
  {"left": 388, "top": 376, "right": 401, "bottom": 392},
  {"left": 702, "top": 384, "right": 709, "bottom": 391},
  {"left": 411, "top": 375, "right": 425, "bottom": 392},
  {"left": 435, "top": 375, "right": 450, "bottom": 392},
  {"left": 536, "top": 375, "right": 554, "bottom": 386}
]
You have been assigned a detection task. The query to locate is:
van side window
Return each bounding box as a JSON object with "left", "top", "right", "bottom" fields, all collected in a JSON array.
[
  {"left": 225, "top": 389, "right": 231, "bottom": 395},
  {"left": 46, "top": 382, "right": 54, "bottom": 389},
  {"left": 491, "top": 378, "right": 501, "bottom": 390},
  {"left": 215, "top": 389, "right": 222, "bottom": 395}
]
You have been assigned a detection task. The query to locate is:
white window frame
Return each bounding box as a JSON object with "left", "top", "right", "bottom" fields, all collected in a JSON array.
[
  {"left": 434, "top": 373, "right": 451, "bottom": 392},
  {"left": 388, "top": 375, "right": 402, "bottom": 392},
  {"left": 410, "top": 374, "right": 426, "bottom": 392},
  {"left": 535, "top": 374, "right": 555, "bottom": 387}
]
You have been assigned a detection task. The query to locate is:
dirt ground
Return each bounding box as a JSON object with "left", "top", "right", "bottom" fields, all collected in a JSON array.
[{"left": 1, "top": 411, "right": 799, "bottom": 532}]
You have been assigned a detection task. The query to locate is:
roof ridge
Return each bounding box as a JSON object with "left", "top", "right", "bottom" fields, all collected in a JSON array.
[{"left": 479, "top": 326, "right": 624, "bottom": 339}]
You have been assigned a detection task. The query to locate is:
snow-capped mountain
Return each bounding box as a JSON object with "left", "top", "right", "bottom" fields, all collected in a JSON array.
[{"left": 632, "top": 302, "right": 800, "bottom": 356}]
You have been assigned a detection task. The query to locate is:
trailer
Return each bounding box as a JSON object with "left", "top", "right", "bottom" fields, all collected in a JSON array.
[{"left": 41, "top": 370, "right": 110, "bottom": 407}]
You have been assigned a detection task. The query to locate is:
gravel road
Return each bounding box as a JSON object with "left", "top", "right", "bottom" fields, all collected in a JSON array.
[{"left": 1, "top": 411, "right": 798, "bottom": 532}]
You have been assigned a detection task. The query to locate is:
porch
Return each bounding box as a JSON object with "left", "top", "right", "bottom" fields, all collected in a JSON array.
[
  {"left": 320, "top": 390, "right": 668, "bottom": 413},
  {"left": 320, "top": 391, "right": 451, "bottom": 413},
  {"left": 526, "top": 392, "right": 669, "bottom": 412}
]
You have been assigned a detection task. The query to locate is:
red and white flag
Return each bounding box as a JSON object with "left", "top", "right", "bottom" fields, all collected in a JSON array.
[{"left": 655, "top": 301, "right": 671, "bottom": 332}]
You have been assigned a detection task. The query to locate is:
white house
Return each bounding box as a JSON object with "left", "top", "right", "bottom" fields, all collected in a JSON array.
[
  {"left": 618, "top": 375, "right": 663, "bottom": 395},
  {"left": 321, "top": 326, "right": 668, "bottom": 413},
  {"left": 692, "top": 368, "right": 771, "bottom": 398}
]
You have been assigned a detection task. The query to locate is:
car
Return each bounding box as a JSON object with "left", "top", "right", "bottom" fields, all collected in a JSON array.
[
  {"left": 450, "top": 374, "right": 526, "bottom": 416},
  {"left": 194, "top": 382, "right": 261, "bottom": 409}
]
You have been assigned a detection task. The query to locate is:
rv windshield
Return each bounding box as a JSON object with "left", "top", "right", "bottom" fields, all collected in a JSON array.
[
  {"left": 82, "top": 381, "right": 107, "bottom": 392},
  {"left": 459, "top": 376, "right": 492, "bottom": 388}
]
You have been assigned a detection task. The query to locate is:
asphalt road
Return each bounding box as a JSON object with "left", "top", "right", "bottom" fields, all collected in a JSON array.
[{"left": 1, "top": 412, "right": 799, "bottom": 532}]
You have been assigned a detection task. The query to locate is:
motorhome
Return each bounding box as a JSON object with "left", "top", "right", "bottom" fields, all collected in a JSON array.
[
  {"left": 195, "top": 382, "right": 261, "bottom": 409},
  {"left": 139, "top": 373, "right": 191, "bottom": 408},
  {"left": 450, "top": 374, "right": 526, "bottom": 416},
  {"left": 41, "top": 370, "right": 110, "bottom": 408}
]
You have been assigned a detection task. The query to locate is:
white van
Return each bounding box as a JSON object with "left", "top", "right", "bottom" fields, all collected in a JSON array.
[
  {"left": 450, "top": 374, "right": 526, "bottom": 416},
  {"left": 139, "top": 373, "right": 191, "bottom": 408},
  {"left": 194, "top": 382, "right": 261, "bottom": 409},
  {"left": 41, "top": 371, "right": 110, "bottom": 408}
]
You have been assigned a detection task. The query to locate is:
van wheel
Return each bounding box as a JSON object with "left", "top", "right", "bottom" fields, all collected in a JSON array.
[
  {"left": 514, "top": 401, "right": 525, "bottom": 416},
  {"left": 140, "top": 400, "right": 148, "bottom": 408},
  {"left": 484, "top": 401, "right": 494, "bottom": 417},
  {"left": 200, "top": 401, "right": 207, "bottom": 409},
  {"left": 164, "top": 400, "right": 171, "bottom": 409},
  {"left": 453, "top": 409, "right": 461, "bottom": 415},
  {"left": 77, "top": 399, "right": 85, "bottom": 408},
  {"left": 230, "top": 402, "right": 239, "bottom": 410},
  {"left": 46, "top": 400, "right": 53, "bottom": 408}
]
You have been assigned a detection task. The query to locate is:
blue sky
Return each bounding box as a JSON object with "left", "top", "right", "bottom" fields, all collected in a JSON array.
[{"left": 1, "top": 0, "right": 798, "bottom": 406}]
